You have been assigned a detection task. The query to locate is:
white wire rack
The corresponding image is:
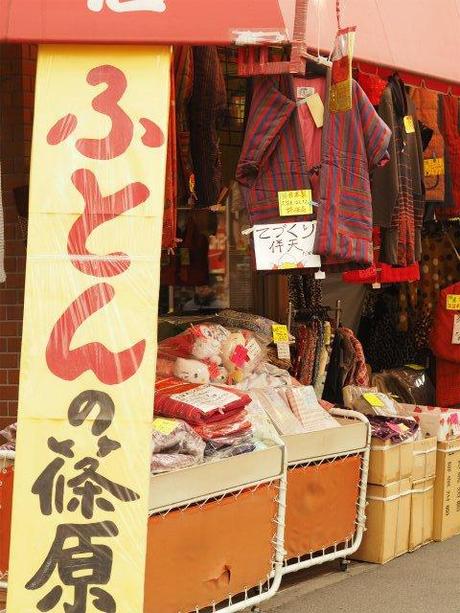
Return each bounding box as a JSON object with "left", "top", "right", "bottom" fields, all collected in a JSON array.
[
  {"left": 0, "top": 445, "right": 288, "bottom": 613},
  {"left": 282, "top": 409, "right": 371, "bottom": 576},
  {"left": 147, "top": 443, "right": 288, "bottom": 613}
]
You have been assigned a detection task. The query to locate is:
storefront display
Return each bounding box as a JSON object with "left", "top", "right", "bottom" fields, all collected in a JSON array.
[{"left": 1, "top": 1, "right": 460, "bottom": 611}]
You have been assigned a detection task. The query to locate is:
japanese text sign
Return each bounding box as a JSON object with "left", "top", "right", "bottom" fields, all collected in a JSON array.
[
  {"left": 0, "top": 0, "right": 287, "bottom": 45},
  {"left": 424, "top": 157, "right": 445, "bottom": 177},
  {"left": 278, "top": 189, "right": 313, "bottom": 217},
  {"left": 252, "top": 221, "right": 321, "bottom": 271},
  {"left": 7, "top": 45, "right": 171, "bottom": 612},
  {"left": 272, "top": 325, "right": 289, "bottom": 344},
  {"left": 446, "top": 294, "right": 460, "bottom": 310}
]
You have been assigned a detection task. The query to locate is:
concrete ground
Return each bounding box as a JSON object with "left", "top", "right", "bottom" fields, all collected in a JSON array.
[{"left": 259, "top": 536, "right": 460, "bottom": 613}]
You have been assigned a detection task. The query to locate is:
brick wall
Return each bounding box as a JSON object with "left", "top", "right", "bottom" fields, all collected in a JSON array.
[{"left": 0, "top": 44, "right": 36, "bottom": 429}]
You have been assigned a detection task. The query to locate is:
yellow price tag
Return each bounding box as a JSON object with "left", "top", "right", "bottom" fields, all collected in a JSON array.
[
  {"left": 279, "top": 262, "right": 297, "bottom": 269},
  {"left": 404, "top": 115, "right": 415, "bottom": 133},
  {"left": 153, "top": 417, "right": 179, "bottom": 436},
  {"left": 363, "top": 393, "right": 385, "bottom": 408},
  {"left": 272, "top": 324, "right": 289, "bottom": 343},
  {"left": 447, "top": 294, "right": 460, "bottom": 311},
  {"left": 424, "top": 157, "right": 445, "bottom": 177},
  {"left": 278, "top": 189, "right": 313, "bottom": 217},
  {"left": 405, "top": 364, "right": 425, "bottom": 371}
]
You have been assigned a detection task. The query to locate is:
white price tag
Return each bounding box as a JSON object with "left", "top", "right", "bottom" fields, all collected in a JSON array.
[
  {"left": 246, "top": 337, "right": 262, "bottom": 361},
  {"left": 171, "top": 386, "right": 240, "bottom": 413},
  {"left": 452, "top": 314, "right": 460, "bottom": 345},
  {"left": 276, "top": 342, "right": 291, "bottom": 360}
]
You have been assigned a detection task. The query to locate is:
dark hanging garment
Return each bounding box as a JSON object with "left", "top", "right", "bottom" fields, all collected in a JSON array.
[
  {"left": 439, "top": 95, "right": 460, "bottom": 219},
  {"left": 190, "top": 47, "right": 227, "bottom": 208},
  {"left": 372, "top": 75, "right": 426, "bottom": 266}
]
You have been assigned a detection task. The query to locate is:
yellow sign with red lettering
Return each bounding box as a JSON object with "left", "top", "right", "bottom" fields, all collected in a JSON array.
[{"left": 7, "top": 45, "right": 171, "bottom": 612}]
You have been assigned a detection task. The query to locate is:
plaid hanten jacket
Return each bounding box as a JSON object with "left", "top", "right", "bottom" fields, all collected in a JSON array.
[
  {"left": 314, "top": 79, "right": 391, "bottom": 268},
  {"left": 236, "top": 75, "right": 313, "bottom": 225}
]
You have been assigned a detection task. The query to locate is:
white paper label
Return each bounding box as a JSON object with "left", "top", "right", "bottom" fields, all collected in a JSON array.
[
  {"left": 253, "top": 221, "right": 321, "bottom": 271},
  {"left": 452, "top": 314, "right": 460, "bottom": 345},
  {"left": 297, "top": 86, "right": 315, "bottom": 99},
  {"left": 276, "top": 342, "right": 291, "bottom": 360},
  {"left": 171, "top": 385, "right": 240, "bottom": 413},
  {"left": 246, "top": 337, "right": 262, "bottom": 362}
]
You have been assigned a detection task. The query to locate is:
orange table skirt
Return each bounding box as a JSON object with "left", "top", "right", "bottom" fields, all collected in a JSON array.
[
  {"left": 144, "top": 483, "right": 278, "bottom": 613},
  {"left": 0, "top": 464, "right": 13, "bottom": 577},
  {"left": 285, "top": 456, "right": 361, "bottom": 560}
]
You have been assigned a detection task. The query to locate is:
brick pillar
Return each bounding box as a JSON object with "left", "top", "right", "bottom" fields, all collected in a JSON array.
[{"left": 0, "top": 44, "right": 36, "bottom": 428}]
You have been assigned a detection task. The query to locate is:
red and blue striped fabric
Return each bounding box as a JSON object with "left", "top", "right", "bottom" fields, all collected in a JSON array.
[
  {"left": 236, "top": 76, "right": 313, "bottom": 225},
  {"left": 315, "top": 80, "right": 391, "bottom": 268}
]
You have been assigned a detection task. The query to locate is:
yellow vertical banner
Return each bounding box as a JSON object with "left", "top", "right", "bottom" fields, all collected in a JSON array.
[{"left": 7, "top": 45, "right": 170, "bottom": 612}]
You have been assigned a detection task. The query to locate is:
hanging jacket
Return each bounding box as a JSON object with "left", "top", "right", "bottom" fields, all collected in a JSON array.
[
  {"left": 314, "top": 79, "right": 391, "bottom": 268},
  {"left": 372, "top": 76, "right": 426, "bottom": 266},
  {"left": 410, "top": 87, "right": 445, "bottom": 203},
  {"left": 439, "top": 96, "right": 460, "bottom": 220},
  {"left": 236, "top": 75, "right": 312, "bottom": 225},
  {"left": 430, "top": 281, "right": 460, "bottom": 407}
]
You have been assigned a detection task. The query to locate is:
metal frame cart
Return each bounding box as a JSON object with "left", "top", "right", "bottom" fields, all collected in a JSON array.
[
  {"left": 0, "top": 443, "right": 288, "bottom": 613},
  {"left": 281, "top": 409, "right": 371, "bottom": 576}
]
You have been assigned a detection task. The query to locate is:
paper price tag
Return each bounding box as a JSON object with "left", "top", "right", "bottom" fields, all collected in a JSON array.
[
  {"left": 404, "top": 115, "right": 415, "bottom": 133},
  {"left": 278, "top": 189, "right": 313, "bottom": 217},
  {"left": 153, "top": 417, "right": 179, "bottom": 436},
  {"left": 297, "top": 86, "right": 315, "bottom": 99},
  {"left": 272, "top": 324, "right": 289, "bottom": 343},
  {"left": 363, "top": 393, "right": 385, "bottom": 408},
  {"left": 306, "top": 92, "right": 325, "bottom": 127},
  {"left": 424, "top": 157, "right": 445, "bottom": 177},
  {"left": 405, "top": 364, "right": 425, "bottom": 371},
  {"left": 180, "top": 247, "right": 190, "bottom": 266},
  {"left": 452, "top": 314, "right": 460, "bottom": 345},
  {"left": 276, "top": 342, "right": 291, "bottom": 360},
  {"left": 246, "top": 338, "right": 262, "bottom": 361},
  {"left": 279, "top": 262, "right": 298, "bottom": 269},
  {"left": 446, "top": 294, "right": 460, "bottom": 310}
]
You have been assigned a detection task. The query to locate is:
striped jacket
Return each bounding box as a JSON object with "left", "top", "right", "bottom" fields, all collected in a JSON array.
[
  {"left": 315, "top": 80, "right": 391, "bottom": 268},
  {"left": 236, "top": 75, "right": 312, "bottom": 225}
]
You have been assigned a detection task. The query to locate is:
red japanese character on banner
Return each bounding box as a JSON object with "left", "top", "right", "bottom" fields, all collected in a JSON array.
[
  {"left": 68, "top": 169, "right": 150, "bottom": 277},
  {"left": 47, "top": 65, "right": 164, "bottom": 159},
  {"left": 46, "top": 284, "right": 146, "bottom": 384}
]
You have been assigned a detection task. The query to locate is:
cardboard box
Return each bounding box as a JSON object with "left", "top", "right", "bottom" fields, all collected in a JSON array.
[
  {"left": 353, "top": 478, "right": 411, "bottom": 564},
  {"left": 433, "top": 439, "right": 460, "bottom": 541},
  {"left": 412, "top": 437, "right": 437, "bottom": 481},
  {"left": 410, "top": 477, "right": 434, "bottom": 551},
  {"left": 368, "top": 438, "right": 414, "bottom": 485}
]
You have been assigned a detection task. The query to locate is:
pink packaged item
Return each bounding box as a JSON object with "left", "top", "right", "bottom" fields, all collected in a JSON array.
[
  {"left": 399, "top": 404, "right": 460, "bottom": 442},
  {"left": 158, "top": 323, "right": 266, "bottom": 385}
]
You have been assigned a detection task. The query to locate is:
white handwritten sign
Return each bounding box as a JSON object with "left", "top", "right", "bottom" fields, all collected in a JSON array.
[
  {"left": 88, "top": 0, "right": 166, "bottom": 13},
  {"left": 253, "top": 221, "right": 321, "bottom": 271}
]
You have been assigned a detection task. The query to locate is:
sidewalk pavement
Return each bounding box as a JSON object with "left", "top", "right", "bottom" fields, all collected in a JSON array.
[{"left": 260, "top": 536, "right": 460, "bottom": 613}]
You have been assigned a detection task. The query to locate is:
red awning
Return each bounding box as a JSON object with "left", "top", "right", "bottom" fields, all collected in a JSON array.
[
  {"left": 292, "top": 0, "right": 460, "bottom": 92},
  {"left": 0, "top": 0, "right": 288, "bottom": 45}
]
